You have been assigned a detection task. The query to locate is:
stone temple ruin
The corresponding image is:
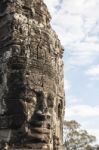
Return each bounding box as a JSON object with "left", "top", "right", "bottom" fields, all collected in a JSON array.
[{"left": 0, "top": 0, "right": 65, "bottom": 149}]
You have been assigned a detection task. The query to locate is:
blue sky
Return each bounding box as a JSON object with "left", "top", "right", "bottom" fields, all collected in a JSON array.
[{"left": 44, "top": 0, "right": 99, "bottom": 143}]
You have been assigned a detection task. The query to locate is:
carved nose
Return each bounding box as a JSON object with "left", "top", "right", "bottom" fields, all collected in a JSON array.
[{"left": 36, "top": 107, "right": 48, "bottom": 115}]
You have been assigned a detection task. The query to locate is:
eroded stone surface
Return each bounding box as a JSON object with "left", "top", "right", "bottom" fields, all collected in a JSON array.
[{"left": 0, "top": 0, "right": 65, "bottom": 149}]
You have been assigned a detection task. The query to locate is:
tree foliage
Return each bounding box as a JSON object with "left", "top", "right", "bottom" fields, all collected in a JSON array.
[{"left": 63, "top": 120, "right": 96, "bottom": 150}]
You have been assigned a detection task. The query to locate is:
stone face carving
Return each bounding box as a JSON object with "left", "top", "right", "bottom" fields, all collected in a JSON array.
[{"left": 0, "top": 0, "right": 65, "bottom": 149}]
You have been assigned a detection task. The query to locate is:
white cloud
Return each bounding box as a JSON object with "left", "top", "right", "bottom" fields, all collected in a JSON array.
[
  {"left": 86, "top": 65, "right": 99, "bottom": 77},
  {"left": 44, "top": 0, "right": 99, "bottom": 67},
  {"left": 65, "top": 104, "right": 99, "bottom": 118}
]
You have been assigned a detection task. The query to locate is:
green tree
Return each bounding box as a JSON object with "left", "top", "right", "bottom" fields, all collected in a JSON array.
[
  {"left": 95, "top": 145, "right": 99, "bottom": 150},
  {"left": 86, "top": 145, "right": 95, "bottom": 150},
  {"left": 63, "top": 120, "right": 96, "bottom": 150},
  {"left": 86, "top": 145, "right": 99, "bottom": 150}
]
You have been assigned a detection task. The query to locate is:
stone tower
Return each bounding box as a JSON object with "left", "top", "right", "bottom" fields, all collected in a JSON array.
[{"left": 0, "top": 0, "right": 65, "bottom": 149}]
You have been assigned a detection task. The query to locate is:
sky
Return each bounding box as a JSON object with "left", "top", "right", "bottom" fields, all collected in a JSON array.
[{"left": 44, "top": 0, "right": 99, "bottom": 144}]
